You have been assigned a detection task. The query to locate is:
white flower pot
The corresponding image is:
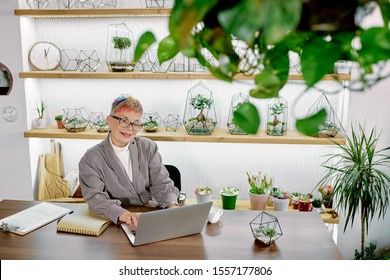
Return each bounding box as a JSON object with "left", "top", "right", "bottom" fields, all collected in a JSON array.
[
  {"left": 273, "top": 198, "right": 290, "bottom": 211},
  {"left": 34, "top": 118, "right": 46, "bottom": 129},
  {"left": 248, "top": 189, "right": 268, "bottom": 210}
]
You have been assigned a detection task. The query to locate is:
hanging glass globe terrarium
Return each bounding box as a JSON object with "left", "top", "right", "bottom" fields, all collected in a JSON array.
[
  {"left": 266, "top": 97, "right": 288, "bottom": 136},
  {"left": 106, "top": 23, "right": 135, "bottom": 72}
]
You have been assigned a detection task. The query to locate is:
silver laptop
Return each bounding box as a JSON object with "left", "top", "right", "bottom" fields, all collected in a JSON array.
[{"left": 121, "top": 201, "right": 213, "bottom": 246}]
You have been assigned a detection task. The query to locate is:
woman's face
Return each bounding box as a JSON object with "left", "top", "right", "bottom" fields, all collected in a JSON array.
[{"left": 107, "top": 110, "right": 142, "bottom": 147}]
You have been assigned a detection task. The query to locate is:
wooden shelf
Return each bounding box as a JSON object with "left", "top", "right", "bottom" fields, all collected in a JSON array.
[
  {"left": 24, "top": 126, "right": 346, "bottom": 145},
  {"left": 19, "top": 71, "right": 351, "bottom": 81},
  {"left": 14, "top": 8, "right": 171, "bottom": 18}
]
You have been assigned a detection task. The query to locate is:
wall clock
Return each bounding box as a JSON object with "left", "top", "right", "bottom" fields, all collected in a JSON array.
[
  {"left": 0, "top": 62, "right": 13, "bottom": 96},
  {"left": 28, "top": 41, "right": 61, "bottom": 71}
]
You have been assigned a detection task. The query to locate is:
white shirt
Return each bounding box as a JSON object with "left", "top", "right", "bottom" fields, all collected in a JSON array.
[{"left": 109, "top": 136, "right": 132, "bottom": 182}]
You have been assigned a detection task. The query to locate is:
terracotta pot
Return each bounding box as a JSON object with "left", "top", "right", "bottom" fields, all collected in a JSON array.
[
  {"left": 56, "top": 120, "right": 65, "bottom": 129},
  {"left": 248, "top": 190, "right": 268, "bottom": 210}
]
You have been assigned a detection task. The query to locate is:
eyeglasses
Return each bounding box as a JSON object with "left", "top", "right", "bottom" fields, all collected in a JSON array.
[{"left": 110, "top": 115, "right": 142, "bottom": 130}]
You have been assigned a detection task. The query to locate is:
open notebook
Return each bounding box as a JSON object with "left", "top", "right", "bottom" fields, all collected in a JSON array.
[
  {"left": 57, "top": 204, "right": 111, "bottom": 236},
  {"left": 121, "top": 201, "right": 213, "bottom": 246}
]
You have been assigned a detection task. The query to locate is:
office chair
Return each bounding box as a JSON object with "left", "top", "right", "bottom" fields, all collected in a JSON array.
[{"left": 164, "top": 164, "right": 181, "bottom": 192}]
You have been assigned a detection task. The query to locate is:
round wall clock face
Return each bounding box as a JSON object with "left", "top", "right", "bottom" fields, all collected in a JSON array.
[{"left": 28, "top": 41, "right": 61, "bottom": 71}]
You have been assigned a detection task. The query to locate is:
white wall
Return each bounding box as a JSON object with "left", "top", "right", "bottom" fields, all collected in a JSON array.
[{"left": 0, "top": 1, "right": 33, "bottom": 200}]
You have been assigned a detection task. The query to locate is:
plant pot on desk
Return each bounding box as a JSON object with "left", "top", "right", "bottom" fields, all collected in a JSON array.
[
  {"left": 220, "top": 187, "right": 239, "bottom": 210},
  {"left": 299, "top": 201, "right": 313, "bottom": 212},
  {"left": 273, "top": 198, "right": 290, "bottom": 211},
  {"left": 322, "top": 195, "right": 333, "bottom": 208},
  {"left": 248, "top": 190, "right": 268, "bottom": 210}
]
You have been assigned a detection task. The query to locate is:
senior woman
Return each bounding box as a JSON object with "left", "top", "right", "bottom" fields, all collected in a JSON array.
[{"left": 79, "top": 96, "right": 179, "bottom": 228}]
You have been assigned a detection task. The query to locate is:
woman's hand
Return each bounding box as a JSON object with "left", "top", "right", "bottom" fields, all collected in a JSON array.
[{"left": 119, "top": 211, "right": 140, "bottom": 229}]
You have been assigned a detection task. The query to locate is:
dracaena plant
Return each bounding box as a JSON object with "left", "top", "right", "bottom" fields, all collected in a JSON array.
[
  {"left": 134, "top": 0, "right": 390, "bottom": 136},
  {"left": 317, "top": 125, "right": 390, "bottom": 257}
]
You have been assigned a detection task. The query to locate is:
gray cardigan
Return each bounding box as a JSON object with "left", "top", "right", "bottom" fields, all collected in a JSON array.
[{"left": 79, "top": 135, "right": 179, "bottom": 223}]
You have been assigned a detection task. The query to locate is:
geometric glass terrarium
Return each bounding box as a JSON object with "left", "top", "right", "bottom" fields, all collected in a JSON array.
[
  {"left": 77, "top": 50, "right": 100, "bottom": 72},
  {"left": 227, "top": 92, "right": 249, "bottom": 135},
  {"left": 26, "top": 0, "right": 49, "bottom": 9},
  {"left": 249, "top": 212, "right": 283, "bottom": 246},
  {"left": 306, "top": 93, "right": 342, "bottom": 138},
  {"left": 141, "top": 112, "right": 163, "bottom": 133},
  {"left": 91, "top": 0, "right": 118, "bottom": 8},
  {"left": 62, "top": 107, "right": 89, "bottom": 132},
  {"left": 56, "top": 0, "right": 79, "bottom": 9},
  {"left": 106, "top": 23, "right": 135, "bottom": 72},
  {"left": 58, "top": 49, "right": 79, "bottom": 71},
  {"left": 183, "top": 80, "right": 217, "bottom": 135},
  {"left": 266, "top": 97, "right": 288, "bottom": 136},
  {"left": 143, "top": 0, "right": 174, "bottom": 8},
  {"left": 164, "top": 114, "right": 182, "bottom": 132}
]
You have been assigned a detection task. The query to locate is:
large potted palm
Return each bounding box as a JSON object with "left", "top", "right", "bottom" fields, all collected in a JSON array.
[{"left": 317, "top": 125, "right": 390, "bottom": 258}]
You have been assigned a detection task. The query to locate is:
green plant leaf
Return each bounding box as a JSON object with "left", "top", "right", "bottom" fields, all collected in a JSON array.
[
  {"left": 232, "top": 102, "right": 260, "bottom": 134},
  {"left": 134, "top": 31, "right": 156, "bottom": 62},
  {"left": 169, "top": 0, "right": 218, "bottom": 49},
  {"left": 358, "top": 27, "right": 390, "bottom": 64},
  {"left": 250, "top": 70, "right": 282, "bottom": 98},
  {"left": 296, "top": 108, "right": 327, "bottom": 136},
  {"left": 301, "top": 36, "right": 344, "bottom": 87},
  {"left": 158, "top": 35, "right": 179, "bottom": 63}
]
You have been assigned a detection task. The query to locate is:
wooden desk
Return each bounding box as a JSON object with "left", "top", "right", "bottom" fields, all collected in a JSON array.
[{"left": 0, "top": 200, "right": 342, "bottom": 260}]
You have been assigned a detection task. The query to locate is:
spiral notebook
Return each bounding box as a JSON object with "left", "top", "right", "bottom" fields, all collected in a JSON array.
[{"left": 57, "top": 204, "right": 111, "bottom": 236}]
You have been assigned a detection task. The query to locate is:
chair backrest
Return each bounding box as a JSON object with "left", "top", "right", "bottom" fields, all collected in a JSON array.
[{"left": 164, "top": 164, "right": 181, "bottom": 192}]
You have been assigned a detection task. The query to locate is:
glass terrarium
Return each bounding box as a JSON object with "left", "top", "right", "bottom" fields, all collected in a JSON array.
[
  {"left": 266, "top": 97, "right": 288, "bottom": 136},
  {"left": 227, "top": 92, "right": 249, "bottom": 135},
  {"left": 77, "top": 50, "right": 100, "bottom": 72},
  {"left": 306, "top": 93, "right": 342, "bottom": 138},
  {"left": 58, "top": 49, "right": 79, "bottom": 71},
  {"left": 145, "top": 49, "right": 173, "bottom": 73},
  {"left": 106, "top": 23, "right": 135, "bottom": 72},
  {"left": 56, "top": 0, "right": 80, "bottom": 9},
  {"left": 62, "top": 108, "right": 89, "bottom": 132},
  {"left": 249, "top": 212, "right": 283, "bottom": 246},
  {"left": 26, "top": 0, "right": 49, "bottom": 9},
  {"left": 183, "top": 80, "right": 217, "bottom": 135},
  {"left": 164, "top": 114, "right": 182, "bottom": 132},
  {"left": 89, "top": 112, "right": 109, "bottom": 133},
  {"left": 141, "top": 112, "right": 163, "bottom": 133},
  {"left": 90, "top": 0, "right": 117, "bottom": 8},
  {"left": 142, "top": 0, "right": 174, "bottom": 8}
]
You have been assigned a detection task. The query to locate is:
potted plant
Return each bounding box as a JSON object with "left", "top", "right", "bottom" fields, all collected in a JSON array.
[
  {"left": 142, "top": 115, "right": 159, "bottom": 133},
  {"left": 272, "top": 188, "right": 291, "bottom": 211},
  {"left": 220, "top": 187, "right": 239, "bottom": 210},
  {"left": 317, "top": 125, "right": 390, "bottom": 257},
  {"left": 311, "top": 198, "right": 325, "bottom": 213},
  {"left": 194, "top": 187, "right": 213, "bottom": 203},
  {"left": 54, "top": 114, "right": 64, "bottom": 129},
  {"left": 291, "top": 192, "right": 300, "bottom": 209},
  {"left": 298, "top": 194, "right": 313, "bottom": 212},
  {"left": 34, "top": 101, "right": 47, "bottom": 129},
  {"left": 247, "top": 171, "right": 272, "bottom": 210},
  {"left": 318, "top": 185, "right": 333, "bottom": 208},
  {"left": 135, "top": 1, "right": 388, "bottom": 136}
]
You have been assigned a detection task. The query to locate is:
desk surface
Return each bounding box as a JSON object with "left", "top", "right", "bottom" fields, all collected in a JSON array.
[{"left": 0, "top": 200, "right": 342, "bottom": 260}]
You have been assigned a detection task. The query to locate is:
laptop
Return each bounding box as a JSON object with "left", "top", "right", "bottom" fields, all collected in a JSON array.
[{"left": 120, "top": 201, "right": 213, "bottom": 246}]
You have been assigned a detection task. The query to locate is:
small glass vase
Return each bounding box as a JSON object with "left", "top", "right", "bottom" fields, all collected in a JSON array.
[{"left": 266, "top": 97, "right": 288, "bottom": 136}]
